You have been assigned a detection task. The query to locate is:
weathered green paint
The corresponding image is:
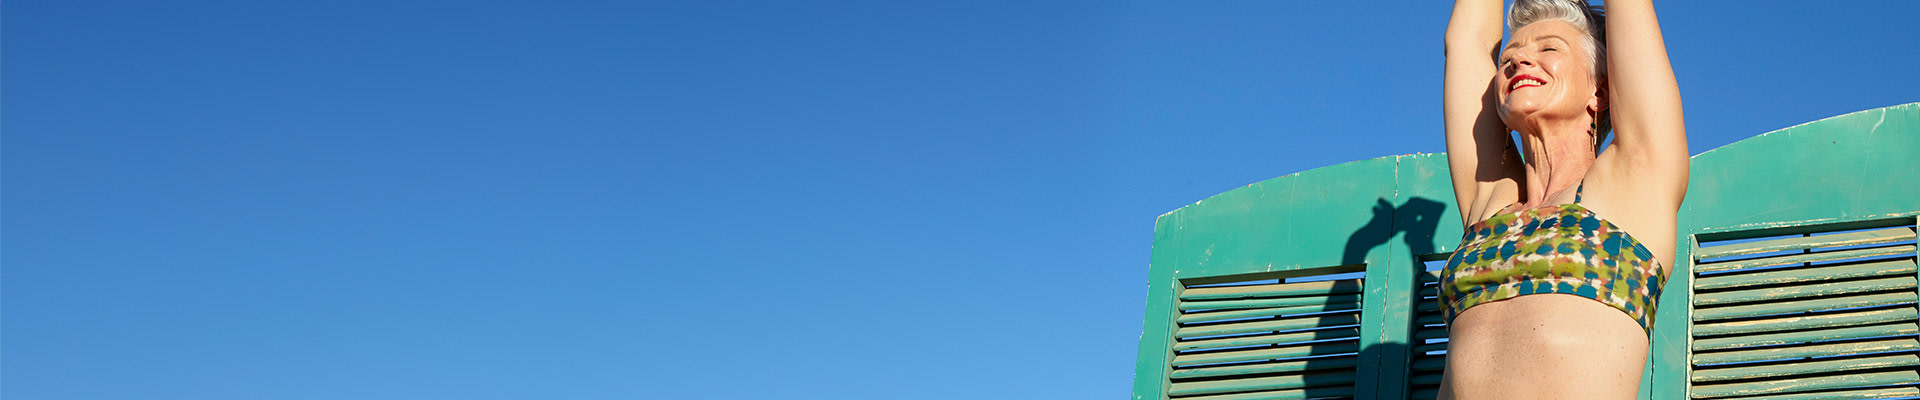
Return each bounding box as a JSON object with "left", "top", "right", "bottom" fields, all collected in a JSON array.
[
  {"left": 1693, "top": 291, "right": 1918, "bottom": 321},
  {"left": 1733, "top": 387, "right": 1920, "bottom": 400},
  {"left": 1692, "top": 353, "right": 1920, "bottom": 382},
  {"left": 1173, "top": 327, "right": 1361, "bottom": 351},
  {"left": 1132, "top": 103, "right": 1920, "bottom": 399},
  {"left": 1693, "top": 337, "right": 1920, "bottom": 365},
  {"left": 1691, "top": 322, "right": 1919, "bottom": 351},
  {"left": 1689, "top": 370, "right": 1920, "bottom": 399},
  {"left": 1170, "top": 356, "right": 1360, "bottom": 379},
  {"left": 1693, "top": 276, "right": 1916, "bottom": 306},
  {"left": 1692, "top": 258, "right": 1916, "bottom": 291},
  {"left": 1179, "top": 279, "right": 1365, "bottom": 300},
  {"left": 1692, "top": 226, "right": 1916, "bottom": 260},
  {"left": 1693, "top": 244, "right": 1917, "bottom": 273}
]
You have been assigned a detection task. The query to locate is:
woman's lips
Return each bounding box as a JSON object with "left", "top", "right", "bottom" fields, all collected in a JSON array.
[{"left": 1508, "top": 74, "right": 1546, "bottom": 94}]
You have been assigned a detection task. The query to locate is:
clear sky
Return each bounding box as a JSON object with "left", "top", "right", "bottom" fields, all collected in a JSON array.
[{"left": 4, "top": 1, "right": 1916, "bottom": 399}]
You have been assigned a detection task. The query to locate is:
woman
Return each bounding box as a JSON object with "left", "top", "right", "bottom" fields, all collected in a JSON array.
[{"left": 1439, "top": 0, "right": 1687, "bottom": 398}]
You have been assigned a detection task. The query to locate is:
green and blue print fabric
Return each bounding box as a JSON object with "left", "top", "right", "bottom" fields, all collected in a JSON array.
[{"left": 1441, "top": 204, "right": 1668, "bottom": 333}]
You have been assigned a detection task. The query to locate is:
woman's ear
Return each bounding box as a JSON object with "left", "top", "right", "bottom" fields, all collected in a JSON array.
[{"left": 1589, "top": 77, "right": 1610, "bottom": 113}]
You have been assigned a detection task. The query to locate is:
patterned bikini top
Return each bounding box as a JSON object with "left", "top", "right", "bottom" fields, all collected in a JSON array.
[{"left": 1440, "top": 183, "right": 1669, "bottom": 332}]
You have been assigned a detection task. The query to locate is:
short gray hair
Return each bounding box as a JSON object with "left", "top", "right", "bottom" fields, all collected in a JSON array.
[
  {"left": 1508, "top": 0, "right": 1607, "bottom": 79},
  {"left": 1508, "top": 0, "right": 1611, "bottom": 149}
]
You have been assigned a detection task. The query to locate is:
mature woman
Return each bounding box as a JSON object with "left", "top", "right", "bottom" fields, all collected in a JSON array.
[{"left": 1439, "top": 0, "right": 1687, "bottom": 398}]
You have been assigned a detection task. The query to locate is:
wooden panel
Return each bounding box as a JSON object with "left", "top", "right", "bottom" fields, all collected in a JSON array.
[
  {"left": 1692, "top": 306, "right": 1917, "bottom": 337},
  {"left": 1691, "top": 353, "right": 1919, "bottom": 382},
  {"left": 1175, "top": 385, "right": 1356, "bottom": 400},
  {"left": 1415, "top": 298, "right": 1440, "bottom": 313},
  {"left": 1728, "top": 387, "right": 1920, "bottom": 400},
  {"left": 1693, "top": 292, "right": 1917, "bottom": 321},
  {"left": 1177, "top": 300, "right": 1364, "bottom": 324},
  {"left": 1171, "top": 341, "right": 1360, "bottom": 366},
  {"left": 1694, "top": 244, "right": 1917, "bottom": 274},
  {"left": 1167, "top": 371, "right": 1357, "bottom": 397},
  {"left": 1170, "top": 356, "right": 1358, "bottom": 379},
  {"left": 1688, "top": 370, "right": 1920, "bottom": 399},
  {"left": 1693, "top": 322, "right": 1920, "bottom": 351},
  {"left": 1694, "top": 226, "right": 1916, "bottom": 260},
  {"left": 1173, "top": 327, "right": 1361, "bottom": 352},
  {"left": 1180, "top": 279, "right": 1364, "bottom": 301},
  {"left": 1408, "top": 371, "right": 1443, "bottom": 386},
  {"left": 1414, "top": 313, "right": 1444, "bottom": 325},
  {"left": 1695, "top": 258, "right": 1917, "bottom": 291},
  {"left": 1412, "top": 341, "right": 1447, "bottom": 354},
  {"left": 1694, "top": 276, "right": 1917, "bottom": 307},
  {"left": 1694, "top": 337, "right": 1920, "bottom": 365},
  {"left": 1179, "top": 294, "right": 1364, "bottom": 311},
  {"left": 1175, "top": 312, "right": 1362, "bottom": 339},
  {"left": 1410, "top": 355, "right": 1445, "bottom": 372}
]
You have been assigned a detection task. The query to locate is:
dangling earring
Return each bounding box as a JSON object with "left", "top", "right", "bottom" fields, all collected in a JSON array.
[{"left": 1588, "top": 113, "right": 1601, "bottom": 154}]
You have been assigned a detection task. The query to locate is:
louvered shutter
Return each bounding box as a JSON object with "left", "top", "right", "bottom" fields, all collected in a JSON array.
[
  {"left": 1164, "top": 270, "right": 1366, "bottom": 400},
  {"left": 1407, "top": 264, "right": 1450, "bottom": 400},
  {"left": 1688, "top": 221, "right": 1920, "bottom": 399}
]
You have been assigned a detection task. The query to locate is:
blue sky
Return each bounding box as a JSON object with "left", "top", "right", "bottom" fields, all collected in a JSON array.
[{"left": 4, "top": 1, "right": 1915, "bottom": 399}]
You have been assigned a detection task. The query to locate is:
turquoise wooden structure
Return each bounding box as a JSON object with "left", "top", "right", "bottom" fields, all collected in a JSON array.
[{"left": 1131, "top": 103, "right": 1920, "bottom": 400}]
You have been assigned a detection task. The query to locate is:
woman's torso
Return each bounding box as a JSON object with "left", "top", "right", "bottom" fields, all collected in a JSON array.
[{"left": 1438, "top": 169, "right": 1677, "bottom": 399}]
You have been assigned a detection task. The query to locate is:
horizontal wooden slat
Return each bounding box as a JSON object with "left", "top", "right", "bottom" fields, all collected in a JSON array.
[
  {"left": 1409, "top": 371, "right": 1443, "bottom": 386},
  {"left": 1411, "top": 355, "right": 1445, "bottom": 371},
  {"left": 1181, "top": 279, "right": 1364, "bottom": 301},
  {"left": 1694, "top": 337, "right": 1920, "bottom": 365},
  {"left": 1415, "top": 313, "right": 1445, "bottom": 326},
  {"left": 1693, "top": 322, "right": 1919, "bottom": 351},
  {"left": 1414, "top": 327, "right": 1448, "bottom": 341},
  {"left": 1419, "top": 285, "right": 1439, "bottom": 298},
  {"left": 1170, "top": 356, "right": 1358, "bottom": 379},
  {"left": 1695, "top": 276, "right": 1917, "bottom": 306},
  {"left": 1167, "top": 370, "right": 1356, "bottom": 397},
  {"left": 1421, "top": 269, "right": 1442, "bottom": 283},
  {"left": 1181, "top": 294, "right": 1364, "bottom": 311},
  {"left": 1689, "top": 370, "right": 1920, "bottom": 399},
  {"left": 1174, "top": 384, "right": 1355, "bottom": 400},
  {"left": 1178, "top": 300, "right": 1364, "bottom": 324},
  {"left": 1417, "top": 298, "right": 1440, "bottom": 313},
  {"left": 1695, "top": 258, "right": 1917, "bottom": 290},
  {"left": 1174, "top": 327, "right": 1362, "bottom": 352},
  {"left": 1694, "top": 244, "right": 1917, "bottom": 274},
  {"left": 1176, "top": 313, "right": 1363, "bottom": 339},
  {"left": 1692, "top": 353, "right": 1920, "bottom": 382},
  {"left": 1171, "top": 341, "right": 1360, "bottom": 366},
  {"left": 1695, "top": 226, "right": 1916, "bottom": 260},
  {"left": 1728, "top": 387, "right": 1920, "bottom": 400},
  {"left": 1694, "top": 291, "right": 1917, "bottom": 321},
  {"left": 1412, "top": 341, "right": 1448, "bottom": 354},
  {"left": 1411, "top": 387, "right": 1438, "bottom": 400},
  {"left": 1693, "top": 308, "right": 1918, "bottom": 337}
]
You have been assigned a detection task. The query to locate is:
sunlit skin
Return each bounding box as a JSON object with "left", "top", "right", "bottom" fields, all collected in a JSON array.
[{"left": 1439, "top": 1, "right": 1688, "bottom": 399}]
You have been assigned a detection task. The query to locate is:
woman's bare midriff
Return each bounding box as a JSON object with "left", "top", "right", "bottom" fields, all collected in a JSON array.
[{"left": 1439, "top": 293, "right": 1649, "bottom": 400}]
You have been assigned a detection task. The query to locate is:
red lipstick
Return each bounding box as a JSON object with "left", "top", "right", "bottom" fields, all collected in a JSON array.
[{"left": 1508, "top": 74, "right": 1547, "bottom": 94}]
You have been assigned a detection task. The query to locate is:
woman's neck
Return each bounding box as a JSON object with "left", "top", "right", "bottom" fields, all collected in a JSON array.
[{"left": 1514, "top": 122, "right": 1596, "bottom": 209}]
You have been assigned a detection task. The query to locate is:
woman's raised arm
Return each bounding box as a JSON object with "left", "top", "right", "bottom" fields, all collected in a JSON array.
[
  {"left": 1444, "top": 0, "right": 1519, "bottom": 225},
  {"left": 1599, "top": 0, "right": 1688, "bottom": 207}
]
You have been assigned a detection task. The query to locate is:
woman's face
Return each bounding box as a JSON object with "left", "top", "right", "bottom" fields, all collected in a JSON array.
[{"left": 1495, "top": 20, "right": 1602, "bottom": 133}]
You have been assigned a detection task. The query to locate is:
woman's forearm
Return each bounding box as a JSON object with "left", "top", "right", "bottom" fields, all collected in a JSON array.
[{"left": 1445, "top": 0, "right": 1505, "bottom": 55}]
